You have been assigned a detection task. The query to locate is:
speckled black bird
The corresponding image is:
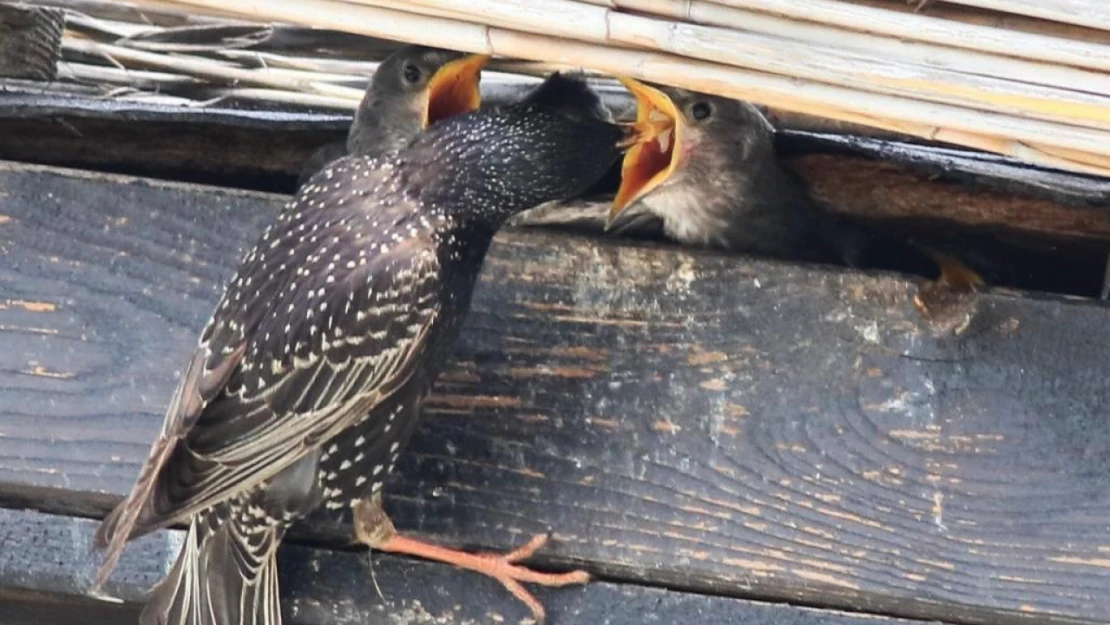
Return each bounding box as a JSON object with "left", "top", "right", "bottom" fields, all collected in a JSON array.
[
  {"left": 514, "top": 79, "right": 865, "bottom": 266},
  {"left": 297, "top": 45, "right": 488, "bottom": 185},
  {"left": 95, "top": 72, "right": 627, "bottom": 625}
]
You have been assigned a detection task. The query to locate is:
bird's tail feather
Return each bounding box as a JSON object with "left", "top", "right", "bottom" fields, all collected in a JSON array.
[{"left": 142, "top": 516, "right": 284, "bottom": 625}]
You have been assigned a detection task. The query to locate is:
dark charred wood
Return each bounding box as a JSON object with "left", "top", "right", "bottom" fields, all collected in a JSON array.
[
  {"left": 2, "top": 82, "right": 1109, "bottom": 258},
  {"left": 0, "top": 508, "right": 966, "bottom": 625},
  {"left": 0, "top": 90, "right": 347, "bottom": 192},
  {"left": 778, "top": 130, "right": 1110, "bottom": 209},
  {"left": 1, "top": 162, "right": 1110, "bottom": 624},
  {"left": 0, "top": 3, "right": 64, "bottom": 81}
]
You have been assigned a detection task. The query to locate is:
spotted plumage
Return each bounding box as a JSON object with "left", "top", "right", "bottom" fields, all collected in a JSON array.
[{"left": 95, "top": 72, "right": 624, "bottom": 625}]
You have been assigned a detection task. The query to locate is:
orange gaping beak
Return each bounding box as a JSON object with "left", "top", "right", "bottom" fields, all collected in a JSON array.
[
  {"left": 610, "top": 77, "right": 684, "bottom": 228},
  {"left": 424, "top": 54, "right": 490, "bottom": 127}
]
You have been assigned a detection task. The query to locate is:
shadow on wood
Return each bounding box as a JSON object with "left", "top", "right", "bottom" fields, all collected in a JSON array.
[{"left": 1, "top": 161, "right": 1109, "bottom": 624}]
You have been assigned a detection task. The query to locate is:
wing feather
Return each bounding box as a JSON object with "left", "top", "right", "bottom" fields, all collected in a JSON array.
[
  {"left": 98, "top": 162, "right": 444, "bottom": 585},
  {"left": 155, "top": 237, "right": 440, "bottom": 525}
]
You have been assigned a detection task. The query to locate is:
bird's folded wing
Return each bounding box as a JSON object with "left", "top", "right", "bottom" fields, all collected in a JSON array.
[
  {"left": 160, "top": 236, "right": 441, "bottom": 523},
  {"left": 103, "top": 225, "right": 442, "bottom": 550}
]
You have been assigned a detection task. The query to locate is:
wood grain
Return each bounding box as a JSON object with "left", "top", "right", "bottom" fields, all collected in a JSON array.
[
  {"left": 0, "top": 4, "right": 63, "bottom": 81},
  {"left": 789, "top": 154, "right": 1110, "bottom": 240},
  {"left": 0, "top": 508, "right": 965, "bottom": 625},
  {"left": 1, "top": 162, "right": 1110, "bottom": 624},
  {"left": 0, "top": 113, "right": 345, "bottom": 193}
]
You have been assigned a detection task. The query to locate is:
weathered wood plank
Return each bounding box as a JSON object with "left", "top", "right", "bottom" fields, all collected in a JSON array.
[
  {"left": 2, "top": 161, "right": 1110, "bottom": 624},
  {"left": 0, "top": 83, "right": 622, "bottom": 192},
  {"left": 2, "top": 86, "right": 1109, "bottom": 247},
  {"left": 0, "top": 4, "right": 64, "bottom": 81},
  {"left": 0, "top": 507, "right": 958, "bottom": 625},
  {"left": 0, "top": 93, "right": 348, "bottom": 191},
  {"left": 779, "top": 130, "right": 1110, "bottom": 222}
]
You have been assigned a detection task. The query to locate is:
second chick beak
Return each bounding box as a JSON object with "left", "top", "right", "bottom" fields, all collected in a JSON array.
[
  {"left": 424, "top": 54, "right": 490, "bottom": 127},
  {"left": 610, "top": 77, "right": 683, "bottom": 229}
]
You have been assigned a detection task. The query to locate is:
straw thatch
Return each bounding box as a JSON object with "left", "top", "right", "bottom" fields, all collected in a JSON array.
[{"left": 25, "top": 0, "right": 1110, "bottom": 177}]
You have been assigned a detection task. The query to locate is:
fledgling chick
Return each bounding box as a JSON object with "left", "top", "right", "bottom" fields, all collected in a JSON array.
[
  {"left": 95, "top": 72, "right": 628, "bottom": 625},
  {"left": 298, "top": 45, "right": 488, "bottom": 185},
  {"left": 515, "top": 80, "right": 865, "bottom": 266},
  {"left": 519, "top": 80, "right": 993, "bottom": 337}
]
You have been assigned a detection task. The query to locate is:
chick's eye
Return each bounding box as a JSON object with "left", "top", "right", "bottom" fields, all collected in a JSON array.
[
  {"left": 691, "top": 101, "right": 713, "bottom": 121},
  {"left": 403, "top": 64, "right": 422, "bottom": 84}
]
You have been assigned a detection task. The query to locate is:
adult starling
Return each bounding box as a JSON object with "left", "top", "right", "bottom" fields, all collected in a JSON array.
[
  {"left": 515, "top": 79, "right": 865, "bottom": 265},
  {"left": 297, "top": 45, "right": 488, "bottom": 185},
  {"left": 95, "top": 72, "right": 628, "bottom": 625}
]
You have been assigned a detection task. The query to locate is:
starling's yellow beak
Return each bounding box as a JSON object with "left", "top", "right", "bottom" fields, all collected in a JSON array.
[
  {"left": 610, "top": 77, "right": 683, "bottom": 228},
  {"left": 424, "top": 54, "right": 490, "bottom": 127}
]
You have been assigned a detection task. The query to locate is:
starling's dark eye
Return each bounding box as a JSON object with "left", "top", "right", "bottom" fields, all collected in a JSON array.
[
  {"left": 690, "top": 101, "right": 713, "bottom": 121},
  {"left": 403, "top": 64, "right": 422, "bottom": 84}
]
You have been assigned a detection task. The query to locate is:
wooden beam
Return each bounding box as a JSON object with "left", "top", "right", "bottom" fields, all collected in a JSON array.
[
  {"left": 0, "top": 3, "right": 64, "bottom": 81},
  {"left": 2, "top": 87, "right": 1108, "bottom": 246},
  {"left": 0, "top": 508, "right": 963, "bottom": 625},
  {"left": 0, "top": 89, "right": 349, "bottom": 192},
  {"left": 787, "top": 154, "right": 1110, "bottom": 239},
  {"left": 2, "top": 161, "right": 1110, "bottom": 624}
]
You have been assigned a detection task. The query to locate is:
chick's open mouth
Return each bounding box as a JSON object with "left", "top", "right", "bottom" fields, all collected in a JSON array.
[{"left": 611, "top": 77, "right": 682, "bottom": 225}]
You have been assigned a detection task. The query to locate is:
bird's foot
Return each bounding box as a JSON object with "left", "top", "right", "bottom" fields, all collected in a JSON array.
[
  {"left": 909, "top": 0, "right": 932, "bottom": 12},
  {"left": 354, "top": 499, "right": 587, "bottom": 624}
]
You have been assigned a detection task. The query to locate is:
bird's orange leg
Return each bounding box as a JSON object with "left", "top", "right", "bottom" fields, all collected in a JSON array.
[{"left": 353, "top": 496, "right": 589, "bottom": 623}]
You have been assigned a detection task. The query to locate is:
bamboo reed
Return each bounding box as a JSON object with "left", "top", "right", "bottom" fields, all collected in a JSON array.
[
  {"left": 838, "top": 0, "right": 1110, "bottom": 45},
  {"left": 215, "top": 51, "right": 382, "bottom": 74},
  {"left": 703, "top": 0, "right": 1110, "bottom": 72},
  {"left": 934, "top": 0, "right": 1110, "bottom": 32},
  {"left": 64, "top": 12, "right": 160, "bottom": 39},
  {"left": 63, "top": 38, "right": 366, "bottom": 100},
  {"left": 372, "top": 0, "right": 1110, "bottom": 130},
  {"left": 58, "top": 61, "right": 202, "bottom": 89},
  {"left": 641, "top": 0, "right": 1110, "bottom": 93},
  {"left": 111, "top": 0, "right": 1110, "bottom": 176}
]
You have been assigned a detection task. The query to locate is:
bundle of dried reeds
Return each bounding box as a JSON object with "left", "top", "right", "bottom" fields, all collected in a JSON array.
[{"left": 32, "top": 0, "right": 1110, "bottom": 177}]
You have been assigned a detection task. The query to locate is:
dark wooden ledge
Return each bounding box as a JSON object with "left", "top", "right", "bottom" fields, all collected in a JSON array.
[
  {"left": 3, "top": 82, "right": 1110, "bottom": 249},
  {"left": 0, "top": 507, "right": 964, "bottom": 625},
  {"left": 1, "top": 161, "right": 1109, "bottom": 624}
]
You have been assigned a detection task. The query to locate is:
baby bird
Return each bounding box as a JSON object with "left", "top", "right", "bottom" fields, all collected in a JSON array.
[
  {"left": 515, "top": 80, "right": 865, "bottom": 265},
  {"left": 298, "top": 45, "right": 488, "bottom": 184}
]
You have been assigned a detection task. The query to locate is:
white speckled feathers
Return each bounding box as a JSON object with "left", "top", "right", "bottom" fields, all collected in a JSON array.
[
  {"left": 98, "top": 156, "right": 442, "bottom": 554},
  {"left": 95, "top": 72, "right": 626, "bottom": 625}
]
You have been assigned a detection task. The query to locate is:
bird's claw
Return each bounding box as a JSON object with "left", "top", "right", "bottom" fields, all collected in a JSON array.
[
  {"left": 498, "top": 532, "right": 550, "bottom": 563},
  {"left": 470, "top": 533, "right": 590, "bottom": 624}
]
